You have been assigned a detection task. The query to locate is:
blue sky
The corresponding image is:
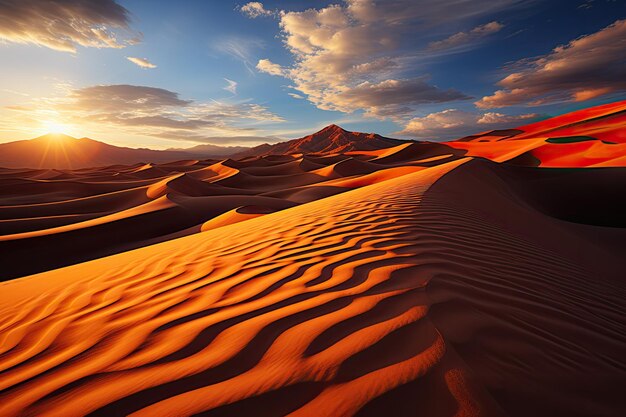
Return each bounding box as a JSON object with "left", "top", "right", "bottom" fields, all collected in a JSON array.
[{"left": 0, "top": 0, "right": 625, "bottom": 148}]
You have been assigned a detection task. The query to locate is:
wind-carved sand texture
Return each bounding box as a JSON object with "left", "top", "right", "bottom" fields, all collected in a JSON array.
[
  {"left": 1, "top": 101, "right": 626, "bottom": 416},
  {"left": 0, "top": 157, "right": 625, "bottom": 417}
]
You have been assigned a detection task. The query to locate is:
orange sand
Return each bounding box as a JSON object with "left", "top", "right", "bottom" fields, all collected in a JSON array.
[{"left": 1, "top": 101, "right": 626, "bottom": 416}]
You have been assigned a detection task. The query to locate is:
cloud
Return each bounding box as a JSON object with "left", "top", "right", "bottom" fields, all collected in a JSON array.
[
  {"left": 127, "top": 57, "right": 157, "bottom": 69},
  {"left": 477, "top": 19, "right": 626, "bottom": 108},
  {"left": 288, "top": 93, "right": 305, "bottom": 99},
  {"left": 8, "top": 84, "right": 284, "bottom": 143},
  {"left": 223, "top": 78, "right": 238, "bottom": 95},
  {"left": 216, "top": 37, "right": 264, "bottom": 75},
  {"left": 256, "top": 59, "right": 284, "bottom": 76},
  {"left": 397, "top": 109, "right": 541, "bottom": 140},
  {"left": 240, "top": 2, "right": 273, "bottom": 18},
  {"left": 156, "top": 133, "right": 281, "bottom": 145},
  {"left": 0, "top": 0, "right": 139, "bottom": 53},
  {"left": 323, "top": 78, "right": 470, "bottom": 118},
  {"left": 61, "top": 85, "right": 191, "bottom": 112},
  {"left": 428, "top": 21, "right": 504, "bottom": 52},
  {"left": 255, "top": 0, "right": 528, "bottom": 119}
]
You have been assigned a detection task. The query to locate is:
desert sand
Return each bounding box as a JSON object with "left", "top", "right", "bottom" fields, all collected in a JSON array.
[{"left": 1, "top": 101, "right": 625, "bottom": 416}]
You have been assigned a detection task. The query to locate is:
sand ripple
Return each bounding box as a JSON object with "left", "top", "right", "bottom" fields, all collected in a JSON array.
[{"left": 1, "top": 157, "right": 624, "bottom": 416}]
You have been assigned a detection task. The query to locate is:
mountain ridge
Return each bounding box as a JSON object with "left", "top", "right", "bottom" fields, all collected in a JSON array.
[
  {"left": 0, "top": 125, "right": 411, "bottom": 169},
  {"left": 233, "top": 124, "right": 409, "bottom": 158}
]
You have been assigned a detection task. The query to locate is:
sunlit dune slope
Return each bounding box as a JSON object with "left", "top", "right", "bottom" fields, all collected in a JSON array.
[
  {"left": 0, "top": 147, "right": 464, "bottom": 280},
  {"left": 0, "top": 158, "right": 624, "bottom": 417},
  {"left": 447, "top": 99, "right": 626, "bottom": 167}
]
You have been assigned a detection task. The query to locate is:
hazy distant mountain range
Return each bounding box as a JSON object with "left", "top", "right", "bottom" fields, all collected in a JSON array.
[{"left": 0, "top": 126, "right": 411, "bottom": 169}]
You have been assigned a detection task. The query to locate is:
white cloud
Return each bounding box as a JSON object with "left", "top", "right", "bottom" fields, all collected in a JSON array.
[
  {"left": 477, "top": 19, "right": 626, "bottom": 108},
  {"left": 0, "top": 0, "right": 139, "bottom": 53},
  {"left": 288, "top": 93, "right": 305, "bottom": 99},
  {"left": 240, "top": 2, "right": 273, "bottom": 18},
  {"left": 256, "top": 59, "right": 284, "bottom": 76},
  {"left": 397, "top": 109, "right": 541, "bottom": 140},
  {"left": 127, "top": 57, "right": 157, "bottom": 69},
  {"left": 255, "top": 0, "right": 528, "bottom": 119},
  {"left": 223, "top": 78, "right": 238, "bottom": 94},
  {"left": 429, "top": 21, "right": 504, "bottom": 52}
]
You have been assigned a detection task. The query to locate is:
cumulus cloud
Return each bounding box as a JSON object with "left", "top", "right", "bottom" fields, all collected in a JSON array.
[
  {"left": 429, "top": 21, "right": 504, "bottom": 51},
  {"left": 326, "top": 78, "right": 470, "bottom": 118},
  {"left": 223, "top": 78, "right": 238, "bottom": 95},
  {"left": 127, "top": 57, "right": 157, "bottom": 69},
  {"left": 397, "top": 109, "right": 541, "bottom": 140},
  {"left": 7, "top": 84, "right": 284, "bottom": 143},
  {"left": 239, "top": 2, "right": 273, "bottom": 18},
  {"left": 256, "top": 59, "right": 284, "bottom": 76},
  {"left": 0, "top": 0, "right": 139, "bottom": 53},
  {"left": 255, "top": 0, "right": 527, "bottom": 119},
  {"left": 477, "top": 19, "right": 626, "bottom": 108}
]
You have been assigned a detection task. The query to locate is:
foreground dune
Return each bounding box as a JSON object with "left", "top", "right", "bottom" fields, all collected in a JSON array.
[{"left": 0, "top": 157, "right": 624, "bottom": 417}]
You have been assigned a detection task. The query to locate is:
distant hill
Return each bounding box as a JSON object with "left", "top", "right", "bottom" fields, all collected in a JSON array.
[
  {"left": 234, "top": 124, "right": 408, "bottom": 158},
  {"left": 0, "top": 127, "right": 408, "bottom": 169},
  {"left": 166, "top": 143, "right": 250, "bottom": 156},
  {"left": 0, "top": 134, "right": 244, "bottom": 169}
]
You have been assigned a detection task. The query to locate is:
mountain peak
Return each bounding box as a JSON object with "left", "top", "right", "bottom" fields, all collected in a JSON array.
[
  {"left": 319, "top": 124, "right": 348, "bottom": 133},
  {"left": 234, "top": 124, "right": 408, "bottom": 158}
]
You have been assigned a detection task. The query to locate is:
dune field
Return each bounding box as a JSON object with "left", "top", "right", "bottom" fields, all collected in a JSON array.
[{"left": 1, "top": 101, "right": 625, "bottom": 416}]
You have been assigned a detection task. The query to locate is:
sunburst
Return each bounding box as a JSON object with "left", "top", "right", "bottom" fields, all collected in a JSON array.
[{"left": 42, "top": 120, "right": 72, "bottom": 135}]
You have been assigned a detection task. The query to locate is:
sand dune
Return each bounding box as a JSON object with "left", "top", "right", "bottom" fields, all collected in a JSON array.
[
  {"left": 1, "top": 101, "right": 625, "bottom": 416},
  {"left": 1, "top": 154, "right": 415, "bottom": 279},
  {"left": 0, "top": 157, "right": 624, "bottom": 416}
]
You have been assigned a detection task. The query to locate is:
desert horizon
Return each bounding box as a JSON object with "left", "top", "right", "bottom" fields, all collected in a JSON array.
[{"left": 1, "top": 1, "right": 625, "bottom": 417}]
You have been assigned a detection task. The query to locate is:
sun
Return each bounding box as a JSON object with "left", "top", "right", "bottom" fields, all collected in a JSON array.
[{"left": 42, "top": 120, "right": 72, "bottom": 135}]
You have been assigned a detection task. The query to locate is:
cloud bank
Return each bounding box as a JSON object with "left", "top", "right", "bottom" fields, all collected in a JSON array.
[
  {"left": 255, "top": 0, "right": 527, "bottom": 119},
  {"left": 477, "top": 19, "right": 626, "bottom": 108},
  {"left": 398, "top": 109, "right": 541, "bottom": 140},
  {"left": 7, "top": 84, "right": 284, "bottom": 144},
  {"left": 0, "top": 0, "right": 139, "bottom": 53}
]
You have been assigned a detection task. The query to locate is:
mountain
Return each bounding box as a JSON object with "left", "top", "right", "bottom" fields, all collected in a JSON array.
[
  {"left": 234, "top": 124, "right": 408, "bottom": 158},
  {"left": 0, "top": 126, "right": 407, "bottom": 169},
  {"left": 166, "top": 143, "right": 250, "bottom": 156},
  {"left": 0, "top": 134, "right": 243, "bottom": 169}
]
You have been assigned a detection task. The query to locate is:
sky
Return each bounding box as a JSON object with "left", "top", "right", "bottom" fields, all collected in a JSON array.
[{"left": 0, "top": 0, "right": 625, "bottom": 149}]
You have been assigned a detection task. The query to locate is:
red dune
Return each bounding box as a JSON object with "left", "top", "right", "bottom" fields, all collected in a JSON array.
[
  {"left": 0, "top": 101, "right": 625, "bottom": 417},
  {"left": 510, "top": 100, "right": 626, "bottom": 140}
]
